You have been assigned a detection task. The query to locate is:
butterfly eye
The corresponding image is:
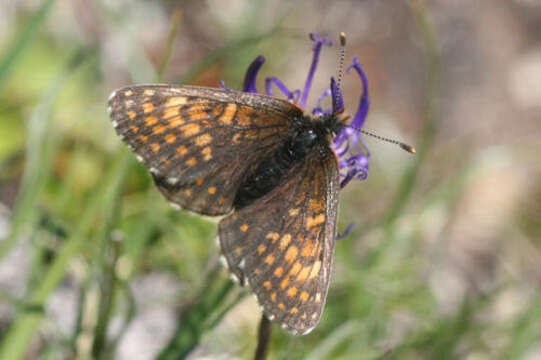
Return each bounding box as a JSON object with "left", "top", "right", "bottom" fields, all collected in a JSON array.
[{"left": 302, "top": 130, "right": 317, "bottom": 144}]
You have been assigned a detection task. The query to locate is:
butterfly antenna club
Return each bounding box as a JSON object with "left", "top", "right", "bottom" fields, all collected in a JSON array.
[{"left": 352, "top": 127, "right": 416, "bottom": 154}]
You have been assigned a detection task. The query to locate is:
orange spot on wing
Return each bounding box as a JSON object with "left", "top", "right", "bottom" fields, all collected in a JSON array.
[
  {"left": 168, "top": 115, "right": 184, "bottom": 127},
  {"left": 153, "top": 124, "right": 166, "bottom": 134},
  {"left": 150, "top": 143, "right": 160, "bottom": 153},
  {"left": 163, "top": 106, "right": 180, "bottom": 118},
  {"left": 280, "top": 277, "right": 290, "bottom": 289},
  {"left": 219, "top": 103, "right": 236, "bottom": 125},
  {"left": 290, "top": 307, "right": 299, "bottom": 314},
  {"left": 201, "top": 146, "right": 212, "bottom": 161},
  {"left": 138, "top": 135, "right": 149, "bottom": 143},
  {"left": 165, "top": 97, "right": 187, "bottom": 107},
  {"left": 265, "top": 255, "right": 275, "bottom": 265},
  {"left": 306, "top": 214, "right": 325, "bottom": 229},
  {"left": 308, "top": 199, "right": 325, "bottom": 212},
  {"left": 165, "top": 133, "right": 176, "bottom": 143},
  {"left": 284, "top": 246, "right": 298, "bottom": 263},
  {"left": 195, "top": 178, "right": 204, "bottom": 186},
  {"left": 263, "top": 281, "right": 272, "bottom": 290},
  {"left": 301, "top": 241, "right": 314, "bottom": 257},
  {"left": 278, "top": 303, "right": 285, "bottom": 310},
  {"left": 127, "top": 110, "right": 136, "bottom": 119},
  {"left": 266, "top": 232, "right": 280, "bottom": 242},
  {"left": 194, "top": 134, "right": 212, "bottom": 146},
  {"left": 300, "top": 291, "right": 309, "bottom": 302},
  {"left": 142, "top": 103, "right": 155, "bottom": 113},
  {"left": 237, "top": 105, "right": 254, "bottom": 126},
  {"left": 181, "top": 123, "right": 200, "bottom": 137},
  {"left": 186, "top": 157, "right": 197, "bottom": 166},
  {"left": 131, "top": 125, "right": 139, "bottom": 133},
  {"left": 274, "top": 267, "right": 284, "bottom": 277},
  {"left": 289, "top": 208, "right": 300, "bottom": 216},
  {"left": 188, "top": 104, "right": 207, "bottom": 120},
  {"left": 309, "top": 261, "right": 322, "bottom": 279},
  {"left": 287, "top": 286, "right": 298, "bottom": 298},
  {"left": 257, "top": 244, "right": 266, "bottom": 254},
  {"left": 240, "top": 224, "right": 249, "bottom": 232},
  {"left": 271, "top": 292, "right": 277, "bottom": 302},
  {"left": 289, "top": 261, "right": 302, "bottom": 276},
  {"left": 207, "top": 186, "right": 216, "bottom": 195},
  {"left": 232, "top": 133, "right": 242, "bottom": 144},
  {"left": 296, "top": 266, "right": 311, "bottom": 282},
  {"left": 279, "top": 234, "right": 292, "bottom": 250},
  {"left": 145, "top": 116, "right": 158, "bottom": 126},
  {"left": 177, "top": 145, "right": 188, "bottom": 155}
]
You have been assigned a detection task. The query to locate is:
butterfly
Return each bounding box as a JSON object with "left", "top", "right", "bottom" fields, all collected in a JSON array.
[{"left": 107, "top": 84, "right": 346, "bottom": 335}]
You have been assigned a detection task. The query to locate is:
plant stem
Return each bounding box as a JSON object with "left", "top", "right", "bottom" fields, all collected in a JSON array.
[{"left": 254, "top": 315, "right": 272, "bottom": 360}]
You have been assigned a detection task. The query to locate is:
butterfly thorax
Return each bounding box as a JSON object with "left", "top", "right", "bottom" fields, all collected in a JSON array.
[{"left": 233, "top": 114, "right": 342, "bottom": 209}]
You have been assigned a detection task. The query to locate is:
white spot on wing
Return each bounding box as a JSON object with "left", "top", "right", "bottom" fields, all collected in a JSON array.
[
  {"left": 166, "top": 177, "right": 178, "bottom": 185},
  {"left": 301, "top": 325, "right": 316, "bottom": 335},
  {"left": 267, "top": 314, "right": 275, "bottom": 321},
  {"left": 112, "top": 120, "right": 118, "bottom": 128},
  {"left": 169, "top": 202, "right": 181, "bottom": 210},
  {"left": 108, "top": 90, "right": 117, "bottom": 101},
  {"left": 238, "top": 258, "right": 246, "bottom": 270},
  {"left": 219, "top": 255, "right": 228, "bottom": 268},
  {"left": 135, "top": 155, "right": 144, "bottom": 162},
  {"left": 229, "top": 273, "right": 240, "bottom": 284},
  {"left": 149, "top": 167, "right": 159, "bottom": 175}
]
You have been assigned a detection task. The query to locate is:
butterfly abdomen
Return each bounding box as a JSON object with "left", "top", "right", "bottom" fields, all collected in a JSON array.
[{"left": 233, "top": 124, "right": 321, "bottom": 209}]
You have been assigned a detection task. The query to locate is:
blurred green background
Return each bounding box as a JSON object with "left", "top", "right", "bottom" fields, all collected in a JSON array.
[{"left": 1, "top": 1, "right": 540, "bottom": 359}]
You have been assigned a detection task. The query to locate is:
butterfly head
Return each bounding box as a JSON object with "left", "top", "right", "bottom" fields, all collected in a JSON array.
[{"left": 239, "top": 32, "right": 371, "bottom": 188}]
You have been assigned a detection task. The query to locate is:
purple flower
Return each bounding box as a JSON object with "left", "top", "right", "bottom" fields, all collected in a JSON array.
[{"left": 239, "top": 32, "right": 371, "bottom": 189}]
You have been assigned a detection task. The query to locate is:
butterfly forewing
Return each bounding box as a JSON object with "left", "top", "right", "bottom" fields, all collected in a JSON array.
[
  {"left": 218, "top": 143, "right": 340, "bottom": 334},
  {"left": 108, "top": 85, "right": 303, "bottom": 215}
]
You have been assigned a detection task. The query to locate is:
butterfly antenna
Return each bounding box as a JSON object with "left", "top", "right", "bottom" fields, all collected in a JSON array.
[
  {"left": 347, "top": 125, "right": 416, "bottom": 154},
  {"left": 337, "top": 32, "right": 346, "bottom": 93}
]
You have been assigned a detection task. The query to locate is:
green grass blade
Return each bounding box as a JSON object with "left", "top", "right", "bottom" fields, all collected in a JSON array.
[
  {"left": 0, "top": 150, "right": 130, "bottom": 359},
  {"left": 0, "top": 0, "right": 56, "bottom": 88},
  {"left": 0, "top": 48, "right": 92, "bottom": 261}
]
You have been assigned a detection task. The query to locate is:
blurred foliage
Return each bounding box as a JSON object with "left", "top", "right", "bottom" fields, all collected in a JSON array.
[{"left": 0, "top": 0, "right": 540, "bottom": 359}]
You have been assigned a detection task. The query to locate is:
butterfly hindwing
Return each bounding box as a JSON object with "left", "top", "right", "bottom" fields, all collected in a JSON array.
[
  {"left": 108, "top": 85, "right": 303, "bottom": 215},
  {"left": 218, "top": 143, "right": 340, "bottom": 334}
]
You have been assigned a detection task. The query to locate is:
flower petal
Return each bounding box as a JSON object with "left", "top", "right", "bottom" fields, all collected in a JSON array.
[
  {"left": 243, "top": 55, "right": 265, "bottom": 94},
  {"left": 312, "top": 88, "right": 332, "bottom": 116},
  {"left": 299, "top": 32, "right": 333, "bottom": 109},
  {"left": 347, "top": 56, "right": 369, "bottom": 129},
  {"left": 337, "top": 223, "right": 355, "bottom": 240},
  {"left": 219, "top": 80, "right": 232, "bottom": 92},
  {"left": 265, "top": 77, "right": 298, "bottom": 102}
]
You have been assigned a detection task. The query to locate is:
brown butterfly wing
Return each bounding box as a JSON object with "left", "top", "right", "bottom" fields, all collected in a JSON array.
[
  {"left": 108, "top": 85, "right": 303, "bottom": 215},
  {"left": 218, "top": 143, "right": 340, "bottom": 334}
]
